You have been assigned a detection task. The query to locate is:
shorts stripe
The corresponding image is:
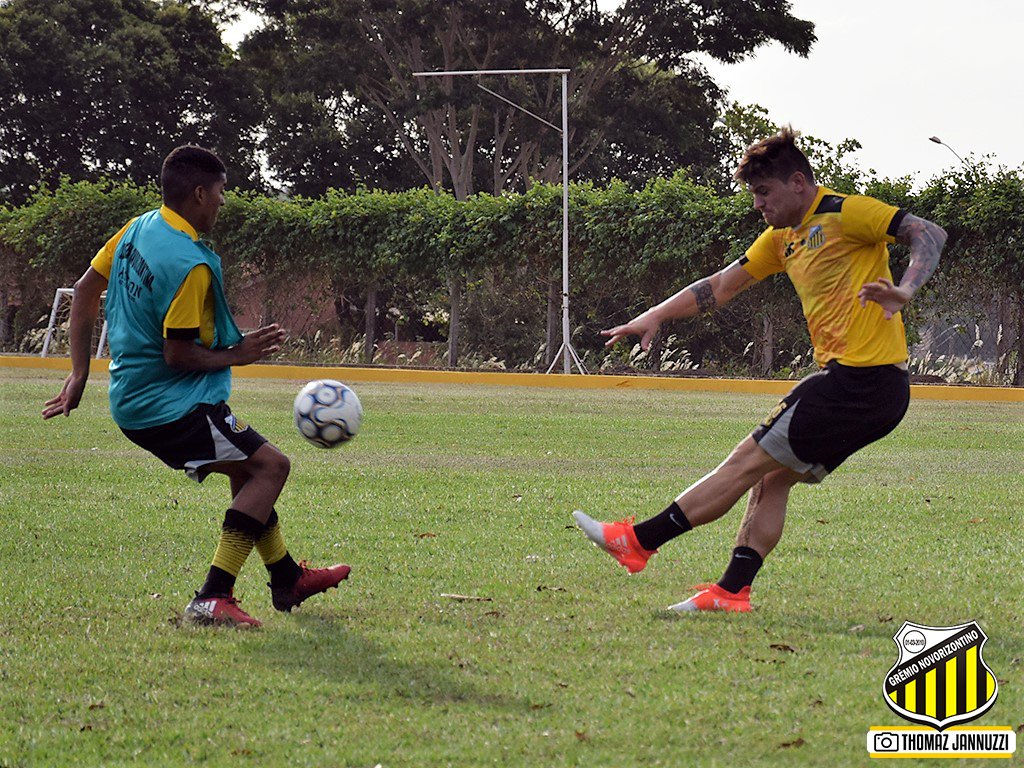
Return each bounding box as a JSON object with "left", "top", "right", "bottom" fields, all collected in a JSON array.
[
  {"left": 181, "top": 414, "right": 252, "bottom": 480},
  {"left": 754, "top": 400, "right": 828, "bottom": 481}
]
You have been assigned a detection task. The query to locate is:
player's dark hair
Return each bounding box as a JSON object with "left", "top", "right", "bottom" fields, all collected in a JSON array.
[
  {"left": 160, "top": 145, "right": 226, "bottom": 207},
  {"left": 734, "top": 126, "right": 815, "bottom": 185}
]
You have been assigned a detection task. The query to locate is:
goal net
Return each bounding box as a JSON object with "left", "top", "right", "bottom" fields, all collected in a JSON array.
[{"left": 40, "top": 288, "right": 108, "bottom": 358}]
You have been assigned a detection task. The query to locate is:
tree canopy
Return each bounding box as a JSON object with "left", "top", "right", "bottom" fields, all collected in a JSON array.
[
  {"left": 0, "top": 0, "right": 265, "bottom": 205},
  {"left": 238, "top": 0, "right": 815, "bottom": 197}
]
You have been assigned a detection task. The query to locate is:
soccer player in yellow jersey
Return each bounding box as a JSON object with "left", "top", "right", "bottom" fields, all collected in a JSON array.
[
  {"left": 43, "top": 145, "right": 351, "bottom": 627},
  {"left": 573, "top": 127, "right": 947, "bottom": 612}
]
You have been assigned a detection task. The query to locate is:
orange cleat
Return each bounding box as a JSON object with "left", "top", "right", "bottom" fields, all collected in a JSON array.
[
  {"left": 572, "top": 511, "right": 657, "bottom": 574},
  {"left": 667, "top": 583, "right": 751, "bottom": 613}
]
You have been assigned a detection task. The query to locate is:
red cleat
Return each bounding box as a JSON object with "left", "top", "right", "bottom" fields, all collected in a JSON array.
[
  {"left": 184, "top": 593, "right": 262, "bottom": 627},
  {"left": 271, "top": 561, "right": 351, "bottom": 612}
]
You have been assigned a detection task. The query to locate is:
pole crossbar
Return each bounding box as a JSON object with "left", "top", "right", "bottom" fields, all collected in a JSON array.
[
  {"left": 412, "top": 68, "right": 570, "bottom": 76},
  {"left": 413, "top": 67, "right": 584, "bottom": 374}
]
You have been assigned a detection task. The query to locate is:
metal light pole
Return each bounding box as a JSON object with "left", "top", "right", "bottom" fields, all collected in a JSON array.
[
  {"left": 928, "top": 136, "right": 966, "bottom": 165},
  {"left": 412, "top": 68, "right": 586, "bottom": 375}
]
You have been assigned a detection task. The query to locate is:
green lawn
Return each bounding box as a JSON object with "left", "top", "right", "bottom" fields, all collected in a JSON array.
[{"left": 1, "top": 368, "right": 1021, "bottom": 767}]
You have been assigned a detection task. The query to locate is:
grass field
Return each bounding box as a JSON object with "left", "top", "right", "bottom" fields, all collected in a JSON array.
[{"left": 1, "top": 367, "right": 1021, "bottom": 767}]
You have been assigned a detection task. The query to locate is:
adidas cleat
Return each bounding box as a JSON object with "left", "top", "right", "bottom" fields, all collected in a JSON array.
[
  {"left": 667, "top": 583, "right": 751, "bottom": 613},
  {"left": 271, "top": 561, "right": 351, "bottom": 612},
  {"left": 184, "top": 593, "right": 262, "bottom": 627},
  {"left": 572, "top": 511, "right": 656, "bottom": 574}
]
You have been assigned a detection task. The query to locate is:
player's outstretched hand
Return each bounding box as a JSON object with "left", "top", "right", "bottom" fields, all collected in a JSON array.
[
  {"left": 858, "top": 278, "right": 912, "bottom": 320},
  {"left": 236, "top": 323, "right": 287, "bottom": 365},
  {"left": 42, "top": 373, "right": 87, "bottom": 420},
  {"left": 601, "top": 312, "right": 661, "bottom": 351}
]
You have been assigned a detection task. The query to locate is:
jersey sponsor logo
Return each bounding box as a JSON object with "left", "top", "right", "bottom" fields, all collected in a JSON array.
[
  {"left": 784, "top": 241, "right": 796, "bottom": 259},
  {"left": 883, "top": 621, "right": 998, "bottom": 730},
  {"left": 114, "top": 242, "right": 155, "bottom": 301},
  {"left": 806, "top": 224, "right": 825, "bottom": 249}
]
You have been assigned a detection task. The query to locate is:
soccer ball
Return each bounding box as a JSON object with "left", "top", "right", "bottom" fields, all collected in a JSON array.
[{"left": 293, "top": 379, "right": 362, "bottom": 448}]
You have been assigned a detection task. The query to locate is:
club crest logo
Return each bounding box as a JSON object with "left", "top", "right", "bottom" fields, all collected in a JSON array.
[
  {"left": 225, "top": 413, "right": 248, "bottom": 433},
  {"left": 884, "top": 621, "right": 997, "bottom": 730},
  {"left": 806, "top": 224, "right": 825, "bottom": 249}
]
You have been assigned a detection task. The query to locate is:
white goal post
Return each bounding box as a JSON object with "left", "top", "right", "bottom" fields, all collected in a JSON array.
[{"left": 41, "top": 287, "right": 108, "bottom": 358}]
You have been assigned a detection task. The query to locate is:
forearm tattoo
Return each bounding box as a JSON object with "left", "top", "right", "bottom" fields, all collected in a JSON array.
[
  {"left": 691, "top": 279, "right": 716, "bottom": 314},
  {"left": 895, "top": 214, "right": 946, "bottom": 293}
]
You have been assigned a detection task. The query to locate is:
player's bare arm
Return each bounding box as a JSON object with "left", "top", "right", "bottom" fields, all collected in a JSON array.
[
  {"left": 601, "top": 261, "right": 756, "bottom": 349},
  {"left": 163, "top": 323, "right": 286, "bottom": 371},
  {"left": 859, "top": 213, "right": 947, "bottom": 319},
  {"left": 894, "top": 213, "right": 946, "bottom": 292},
  {"left": 42, "top": 267, "right": 108, "bottom": 419}
]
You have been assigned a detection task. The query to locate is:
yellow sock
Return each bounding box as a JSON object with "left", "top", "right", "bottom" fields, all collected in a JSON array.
[
  {"left": 255, "top": 519, "right": 288, "bottom": 566},
  {"left": 211, "top": 526, "right": 256, "bottom": 577}
]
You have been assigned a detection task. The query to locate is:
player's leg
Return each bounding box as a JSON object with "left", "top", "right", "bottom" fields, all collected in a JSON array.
[
  {"left": 214, "top": 443, "right": 290, "bottom": 524},
  {"left": 573, "top": 366, "right": 831, "bottom": 577},
  {"left": 209, "top": 444, "right": 351, "bottom": 614},
  {"left": 734, "top": 467, "right": 806, "bottom": 559},
  {"left": 573, "top": 435, "right": 785, "bottom": 573},
  {"left": 671, "top": 362, "right": 910, "bottom": 613},
  {"left": 667, "top": 467, "right": 804, "bottom": 613},
  {"left": 120, "top": 402, "right": 272, "bottom": 626}
]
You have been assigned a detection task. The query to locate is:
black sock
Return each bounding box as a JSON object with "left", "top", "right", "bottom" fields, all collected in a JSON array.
[
  {"left": 717, "top": 546, "right": 764, "bottom": 593},
  {"left": 197, "top": 565, "right": 236, "bottom": 598},
  {"left": 267, "top": 553, "right": 302, "bottom": 588},
  {"left": 633, "top": 501, "right": 693, "bottom": 551}
]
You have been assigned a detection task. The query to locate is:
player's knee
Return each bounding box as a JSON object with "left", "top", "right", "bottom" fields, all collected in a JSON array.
[
  {"left": 761, "top": 467, "right": 796, "bottom": 489},
  {"left": 268, "top": 450, "right": 291, "bottom": 483},
  {"left": 724, "top": 436, "right": 778, "bottom": 479},
  {"left": 252, "top": 444, "right": 290, "bottom": 484}
]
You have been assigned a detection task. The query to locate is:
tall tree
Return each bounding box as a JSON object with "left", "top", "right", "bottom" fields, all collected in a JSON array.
[
  {"left": 0, "top": 0, "right": 264, "bottom": 205},
  {"left": 242, "top": 0, "right": 815, "bottom": 196},
  {"left": 239, "top": 0, "right": 815, "bottom": 364}
]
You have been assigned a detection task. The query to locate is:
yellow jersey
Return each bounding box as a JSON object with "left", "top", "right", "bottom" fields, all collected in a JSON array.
[{"left": 742, "top": 186, "right": 907, "bottom": 368}]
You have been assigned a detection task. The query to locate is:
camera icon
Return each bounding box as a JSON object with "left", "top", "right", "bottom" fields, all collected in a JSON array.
[{"left": 873, "top": 732, "right": 900, "bottom": 752}]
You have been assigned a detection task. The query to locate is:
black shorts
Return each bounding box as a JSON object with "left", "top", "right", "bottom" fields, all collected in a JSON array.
[
  {"left": 752, "top": 361, "right": 910, "bottom": 482},
  {"left": 121, "top": 402, "right": 268, "bottom": 483}
]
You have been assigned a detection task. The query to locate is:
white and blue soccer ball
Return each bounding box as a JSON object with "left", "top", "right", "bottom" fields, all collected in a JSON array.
[{"left": 293, "top": 379, "right": 362, "bottom": 448}]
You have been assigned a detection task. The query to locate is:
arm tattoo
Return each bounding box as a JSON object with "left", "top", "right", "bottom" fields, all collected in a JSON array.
[
  {"left": 895, "top": 213, "right": 947, "bottom": 294},
  {"left": 691, "top": 279, "right": 716, "bottom": 314}
]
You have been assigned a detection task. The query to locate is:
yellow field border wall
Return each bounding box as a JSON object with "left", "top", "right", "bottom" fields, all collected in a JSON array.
[{"left": 5, "top": 354, "right": 1022, "bottom": 403}]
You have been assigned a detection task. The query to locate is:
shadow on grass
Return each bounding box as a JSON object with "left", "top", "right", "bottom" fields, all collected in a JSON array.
[
  {"left": 649, "top": 607, "right": 1024, "bottom": 659},
  {"left": 245, "top": 612, "right": 529, "bottom": 713}
]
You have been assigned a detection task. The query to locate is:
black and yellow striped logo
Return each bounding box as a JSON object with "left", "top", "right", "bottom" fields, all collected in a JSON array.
[{"left": 884, "top": 622, "right": 998, "bottom": 730}]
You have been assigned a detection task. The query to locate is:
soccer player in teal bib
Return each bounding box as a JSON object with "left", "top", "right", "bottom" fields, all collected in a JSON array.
[
  {"left": 43, "top": 145, "right": 351, "bottom": 627},
  {"left": 574, "top": 127, "right": 947, "bottom": 613}
]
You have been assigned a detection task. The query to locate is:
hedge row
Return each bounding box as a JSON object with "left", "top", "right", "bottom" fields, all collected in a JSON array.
[{"left": 2, "top": 168, "right": 1022, "bottom": 380}]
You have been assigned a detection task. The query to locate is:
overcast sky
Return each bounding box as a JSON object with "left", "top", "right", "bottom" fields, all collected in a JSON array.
[
  {"left": 695, "top": 0, "right": 1023, "bottom": 184},
  {"left": 226, "top": 1, "right": 1023, "bottom": 186}
]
